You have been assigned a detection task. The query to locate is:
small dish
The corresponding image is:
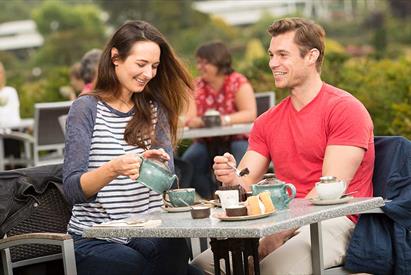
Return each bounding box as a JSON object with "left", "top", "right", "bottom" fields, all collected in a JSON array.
[
  {"left": 212, "top": 210, "right": 275, "bottom": 221},
  {"left": 309, "top": 196, "right": 353, "bottom": 205},
  {"left": 225, "top": 205, "right": 248, "bottom": 217},
  {"left": 191, "top": 206, "right": 211, "bottom": 219}
]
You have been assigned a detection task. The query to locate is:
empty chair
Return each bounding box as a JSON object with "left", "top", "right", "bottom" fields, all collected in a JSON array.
[
  {"left": 0, "top": 130, "right": 34, "bottom": 171},
  {"left": 255, "top": 91, "right": 275, "bottom": 117},
  {"left": 33, "top": 101, "right": 72, "bottom": 166}
]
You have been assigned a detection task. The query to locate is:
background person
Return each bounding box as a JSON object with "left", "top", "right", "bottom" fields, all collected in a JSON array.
[
  {"left": 192, "top": 17, "right": 374, "bottom": 275},
  {"left": 182, "top": 41, "right": 256, "bottom": 199},
  {"left": 0, "top": 62, "right": 21, "bottom": 127},
  {"left": 79, "top": 48, "right": 102, "bottom": 94},
  {"left": 60, "top": 62, "right": 84, "bottom": 100},
  {"left": 63, "top": 20, "right": 202, "bottom": 275},
  {"left": 0, "top": 61, "right": 23, "bottom": 169}
]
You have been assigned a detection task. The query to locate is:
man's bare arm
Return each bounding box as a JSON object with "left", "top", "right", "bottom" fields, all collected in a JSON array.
[{"left": 306, "top": 145, "right": 365, "bottom": 198}]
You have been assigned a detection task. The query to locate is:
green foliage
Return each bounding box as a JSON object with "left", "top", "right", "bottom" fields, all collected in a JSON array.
[
  {"left": 31, "top": 1, "right": 106, "bottom": 67},
  {"left": 19, "top": 66, "right": 68, "bottom": 118},
  {"left": 322, "top": 58, "right": 411, "bottom": 139},
  {"left": 0, "top": 0, "right": 41, "bottom": 22}
]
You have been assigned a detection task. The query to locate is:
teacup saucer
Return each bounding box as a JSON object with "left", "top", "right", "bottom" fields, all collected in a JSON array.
[
  {"left": 161, "top": 205, "right": 192, "bottom": 213},
  {"left": 309, "top": 196, "right": 353, "bottom": 205}
]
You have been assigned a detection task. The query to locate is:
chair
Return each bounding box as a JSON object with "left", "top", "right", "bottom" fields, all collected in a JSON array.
[
  {"left": 0, "top": 165, "right": 76, "bottom": 275},
  {"left": 58, "top": 115, "right": 68, "bottom": 135},
  {"left": 255, "top": 91, "right": 275, "bottom": 117},
  {"left": 33, "top": 101, "right": 72, "bottom": 166},
  {"left": 325, "top": 136, "right": 411, "bottom": 274},
  {"left": 0, "top": 130, "right": 34, "bottom": 171}
]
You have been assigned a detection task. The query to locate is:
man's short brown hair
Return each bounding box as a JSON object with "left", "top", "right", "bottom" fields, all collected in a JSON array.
[{"left": 268, "top": 18, "right": 325, "bottom": 72}]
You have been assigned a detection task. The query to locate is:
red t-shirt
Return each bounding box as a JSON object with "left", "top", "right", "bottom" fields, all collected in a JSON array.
[{"left": 249, "top": 83, "right": 374, "bottom": 203}]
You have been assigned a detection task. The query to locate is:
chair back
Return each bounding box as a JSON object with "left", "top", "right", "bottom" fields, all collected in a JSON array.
[
  {"left": 344, "top": 136, "right": 411, "bottom": 274},
  {"left": 6, "top": 184, "right": 72, "bottom": 262},
  {"left": 255, "top": 91, "right": 275, "bottom": 117},
  {"left": 372, "top": 136, "right": 411, "bottom": 198},
  {"left": 33, "top": 101, "right": 72, "bottom": 166}
]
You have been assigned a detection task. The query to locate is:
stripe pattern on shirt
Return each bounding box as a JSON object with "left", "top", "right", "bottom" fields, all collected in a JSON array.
[{"left": 68, "top": 101, "right": 163, "bottom": 243}]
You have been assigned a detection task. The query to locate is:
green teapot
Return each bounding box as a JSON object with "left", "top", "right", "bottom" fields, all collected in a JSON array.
[
  {"left": 136, "top": 155, "right": 177, "bottom": 194},
  {"left": 251, "top": 173, "right": 296, "bottom": 210}
]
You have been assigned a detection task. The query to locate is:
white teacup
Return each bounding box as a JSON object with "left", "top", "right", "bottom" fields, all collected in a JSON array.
[
  {"left": 215, "top": 190, "right": 239, "bottom": 210},
  {"left": 315, "top": 179, "right": 346, "bottom": 200}
]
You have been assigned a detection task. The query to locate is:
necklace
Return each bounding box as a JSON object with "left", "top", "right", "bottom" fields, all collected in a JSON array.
[{"left": 118, "top": 97, "right": 133, "bottom": 109}]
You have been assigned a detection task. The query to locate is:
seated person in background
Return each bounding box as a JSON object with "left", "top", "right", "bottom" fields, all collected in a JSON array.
[
  {"left": 192, "top": 17, "right": 374, "bottom": 275},
  {"left": 79, "top": 48, "right": 102, "bottom": 94},
  {"left": 0, "top": 61, "right": 23, "bottom": 167},
  {"left": 0, "top": 62, "right": 20, "bottom": 127},
  {"left": 182, "top": 41, "right": 256, "bottom": 199},
  {"left": 63, "top": 20, "right": 202, "bottom": 275},
  {"left": 60, "top": 63, "right": 84, "bottom": 100}
]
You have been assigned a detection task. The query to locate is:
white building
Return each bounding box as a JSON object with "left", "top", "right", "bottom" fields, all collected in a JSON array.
[
  {"left": 193, "top": 0, "right": 379, "bottom": 26},
  {"left": 0, "top": 20, "right": 43, "bottom": 51}
]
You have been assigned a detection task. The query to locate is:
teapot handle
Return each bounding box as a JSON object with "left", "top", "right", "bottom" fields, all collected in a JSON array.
[{"left": 283, "top": 183, "right": 297, "bottom": 205}]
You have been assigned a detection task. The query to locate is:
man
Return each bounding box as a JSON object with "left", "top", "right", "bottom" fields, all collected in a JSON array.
[{"left": 192, "top": 17, "right": 374, "bottom": 274}]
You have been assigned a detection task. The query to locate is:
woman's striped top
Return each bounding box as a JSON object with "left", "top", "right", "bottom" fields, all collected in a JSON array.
[{"left": 63, "top": 96, "right": 173, "bottom": 243}]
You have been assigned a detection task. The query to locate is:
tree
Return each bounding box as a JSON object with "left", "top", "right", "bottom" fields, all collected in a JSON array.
[
  {"left": 0, "top": 0, "right": 40, "bottom": 23},
  {"left": 31, "top": 1, "right": 106, "bottom": 67}
]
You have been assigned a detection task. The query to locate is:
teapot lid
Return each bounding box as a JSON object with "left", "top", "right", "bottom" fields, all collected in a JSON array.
[
  {"left": 262, "top": 173, "right": 277, "bottom": 180},
  {"left": 257, "top": 173, "right": 285, "bottom": 185}
]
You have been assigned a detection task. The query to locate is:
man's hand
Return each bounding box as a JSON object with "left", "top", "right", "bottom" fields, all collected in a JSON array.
[{"left": 213, "top": 153, "right": 239, "bottom": 186}]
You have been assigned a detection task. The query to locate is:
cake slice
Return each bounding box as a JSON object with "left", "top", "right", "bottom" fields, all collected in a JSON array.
[{"left": 245, "top": 192, "right": 276, "bottom": 215}]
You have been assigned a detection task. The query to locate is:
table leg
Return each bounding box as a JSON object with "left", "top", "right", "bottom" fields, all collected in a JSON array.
[
  {"left": 210, "top": 238, "right": 260, "bottom": 275},
  {"left": 310, "top": 222, "right": 324, "bottom": 275},
  {"left": 0, "top": 136, "right": 4, "bottom": 171}
]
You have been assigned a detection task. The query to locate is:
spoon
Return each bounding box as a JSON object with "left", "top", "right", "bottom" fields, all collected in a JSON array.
[
  {"left": 341, "top": 191, "right": 358, "bottom": 198},
  {"left": 226, "top": 162, "right": 250, "bottom": 177}
]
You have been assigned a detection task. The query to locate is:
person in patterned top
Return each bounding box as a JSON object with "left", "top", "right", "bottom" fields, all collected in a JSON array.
[{"left": 182, "top": 41, "right": 257, "bottom": 199}]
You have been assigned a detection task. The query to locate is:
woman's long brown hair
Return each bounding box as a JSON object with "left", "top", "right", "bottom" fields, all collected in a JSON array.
[{"left": 94, "top": 20, "right": 192, "bottom": 149}]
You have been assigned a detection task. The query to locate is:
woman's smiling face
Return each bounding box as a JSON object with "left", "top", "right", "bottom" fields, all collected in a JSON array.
[
  {"left": 112, "top": 40, "right": 161, "bottom": 94},
  {"left": 196, "top": 58, "right": 219, "bottom": 82}
]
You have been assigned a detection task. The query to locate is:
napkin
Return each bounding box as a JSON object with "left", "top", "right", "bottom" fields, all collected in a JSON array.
[{"left": 94, "top": 219, "right": 162, "bottom": 227}]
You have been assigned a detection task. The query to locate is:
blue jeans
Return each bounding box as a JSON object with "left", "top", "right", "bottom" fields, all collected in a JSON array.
[
  {"left": 181, "top": 139, "right": 248, "bottom": 199},
  {"left": 71, "top": 234, "right": 202, "bottom": 275}
]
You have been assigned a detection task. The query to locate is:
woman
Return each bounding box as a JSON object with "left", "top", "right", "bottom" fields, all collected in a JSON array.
[
  {"left": 0, "top": 62, "right": 20, "bottom": 127},
  {"left": 182, "top": 41, "right": 256, "bottom": 199},
  {"left": 63, "top": 21, "right": 200, "bottom": 275}
]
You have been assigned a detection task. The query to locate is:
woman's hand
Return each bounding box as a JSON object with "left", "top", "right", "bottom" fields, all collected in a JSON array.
[
  {"left": 142, "top": 148, "right": 170, "bottom": 162},
  {"left": 185, "top": 116, "right": 204, "bottom": 128},
  {"left": 110, "top": 154, "right": 142, "bottom": 180}
]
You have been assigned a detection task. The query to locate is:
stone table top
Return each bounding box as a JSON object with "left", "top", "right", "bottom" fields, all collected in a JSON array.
[{"left": 83, "top": 197, "right": 384, "bottom": 239}]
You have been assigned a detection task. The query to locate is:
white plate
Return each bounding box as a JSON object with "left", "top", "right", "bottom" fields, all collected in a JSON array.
[
  {"left": 212, "top": 210, "right": 275, "bottom": 221},
  {"left": 309, "top": 196, "right": 353, "bottom": 205}
]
